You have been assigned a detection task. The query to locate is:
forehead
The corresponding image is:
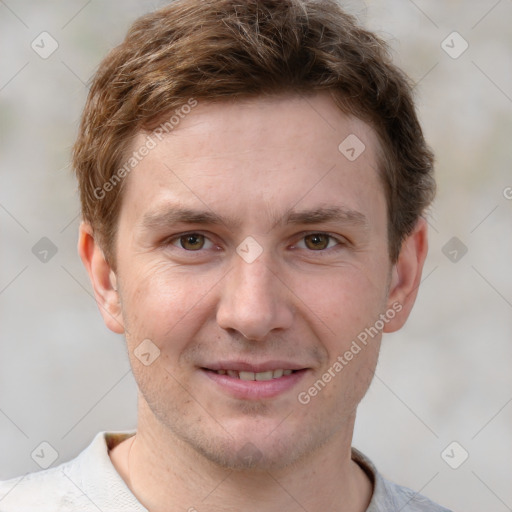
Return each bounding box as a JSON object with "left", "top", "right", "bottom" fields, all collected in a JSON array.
[{"left": 119, "top": 92, "right": 386, "bottom": 230}]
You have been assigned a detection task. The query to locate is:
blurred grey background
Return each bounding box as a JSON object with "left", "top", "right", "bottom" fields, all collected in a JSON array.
[{"left": 1, "top": 1, "right": 511, "bottom": 511}]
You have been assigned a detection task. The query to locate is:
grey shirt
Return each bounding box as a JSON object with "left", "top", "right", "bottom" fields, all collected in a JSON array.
[{"left": 0, "top": 431, "right": 452, "bottom": 511}]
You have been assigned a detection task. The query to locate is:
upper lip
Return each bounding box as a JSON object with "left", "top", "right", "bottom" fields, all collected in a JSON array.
[{"left": 202, "top": 361, "right": 308, "bottom": 372}]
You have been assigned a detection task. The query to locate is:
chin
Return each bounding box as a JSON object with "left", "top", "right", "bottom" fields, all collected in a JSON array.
[
  {"left": 193, "top": 436, "right": 305, "bottom": 471},
  {"left": 171, "top": 413, "right": 337, "bottom": 472}
]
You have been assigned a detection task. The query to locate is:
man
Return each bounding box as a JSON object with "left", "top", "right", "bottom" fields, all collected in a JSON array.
[{"left": 0, "top": 0, "right": 451, "bottom": 510}]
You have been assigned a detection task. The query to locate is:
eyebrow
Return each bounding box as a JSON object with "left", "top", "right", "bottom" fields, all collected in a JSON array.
[
  {"left": 140, "top": 208, "right": 237, "bottom": 231},
  {"left": 283, "top": 206, "right": 368, "bottom": 229},
  {"left": 140, "top": 205, "right": 369, "bottom": 231}
]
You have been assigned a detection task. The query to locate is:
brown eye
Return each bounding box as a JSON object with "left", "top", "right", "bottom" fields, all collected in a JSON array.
[
  {"left": 179, "top": 234, "right": 205, "bottom": 250},
  {"left": 303, "top": 233, "right": 331, "bottom": 250}
]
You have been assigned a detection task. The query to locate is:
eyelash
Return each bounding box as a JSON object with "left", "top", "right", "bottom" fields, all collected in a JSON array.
[
  {"left": 165, "top": 231, "right": 347, "bottom": 253},
  {"left": 168, "top": 233, "right": 216, "bottom": 251},
  {"left": 293, "top": 233, "right": 342, "bottom": 251}
]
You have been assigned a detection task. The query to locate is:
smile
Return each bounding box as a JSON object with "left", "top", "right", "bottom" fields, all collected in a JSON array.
[
  {"left": 200, "top": 365, "right": 308, "bottom": 400},
  {"left": 210, "top": 369, "right": 295, "bottom": 380}
]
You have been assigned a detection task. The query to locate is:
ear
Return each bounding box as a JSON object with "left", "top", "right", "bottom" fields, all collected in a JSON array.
[
  {"left": 78, "top": 222, "right": 125, "bottom": 334},
  {"left": 383, "top": 217, "right": 429, "bottom": 333}
]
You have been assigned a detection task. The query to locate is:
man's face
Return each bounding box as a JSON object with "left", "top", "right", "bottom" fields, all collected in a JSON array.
[{"left": 112, "top": 93, "right": 394, "bottom": 470}]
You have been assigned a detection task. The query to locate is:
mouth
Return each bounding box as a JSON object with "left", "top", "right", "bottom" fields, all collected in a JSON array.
[
  {"left": 204, "top": 368, "right": 296, "bottom": 381},
  {"left": 200, "top": 363, "right": 309, "bottom": 400}
]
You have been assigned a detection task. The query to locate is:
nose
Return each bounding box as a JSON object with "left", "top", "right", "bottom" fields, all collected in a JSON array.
[{"left": 216, "top": 253, "right": 294, "bottom": 341}]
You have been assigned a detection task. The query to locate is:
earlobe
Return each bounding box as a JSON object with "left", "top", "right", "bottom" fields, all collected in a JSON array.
[
  {"left": 383, "top": 217, "right": 429, "bottom": 334},
  {"left": 78, "top": 222, "right": 125, "bottom": 334}
]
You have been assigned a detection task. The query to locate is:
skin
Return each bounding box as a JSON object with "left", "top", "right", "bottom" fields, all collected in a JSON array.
[{"left": 79, "top": 92, "right": 428, "bottom": 512}]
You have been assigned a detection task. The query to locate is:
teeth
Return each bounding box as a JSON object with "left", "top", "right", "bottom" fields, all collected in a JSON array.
[
  {"left": 255, "top": 371, "right": 273, "bottom": 381},
  {"left": 215, "top": 369, "right": 294, "bottom": 380}
]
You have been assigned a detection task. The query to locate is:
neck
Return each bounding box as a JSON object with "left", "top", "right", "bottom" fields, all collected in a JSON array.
[{"left": 110, "top": 403, "right": 372, "bottom": 512}]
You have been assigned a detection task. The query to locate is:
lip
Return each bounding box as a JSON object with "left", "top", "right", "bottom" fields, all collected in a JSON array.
[
  {"left": 204, "top": 360, "right": 306, "bottom": 373},
  {"left": 200, "top": 365, "right": 309, "bottom": 400}
]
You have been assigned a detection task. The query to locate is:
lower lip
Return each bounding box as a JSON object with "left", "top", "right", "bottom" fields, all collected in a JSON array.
[{"left": 201, "top": 369, "right": 308, "bottom": 400}]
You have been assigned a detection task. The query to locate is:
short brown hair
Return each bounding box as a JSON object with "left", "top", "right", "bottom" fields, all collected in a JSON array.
[{"left": 73, "top": 0, "right": 435, "bottom": 265}]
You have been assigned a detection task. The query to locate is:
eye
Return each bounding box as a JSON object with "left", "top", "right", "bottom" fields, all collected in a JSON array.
[
  {"left": 296, "top": 233, "right": 340, "bottom": 251},
  {"left": 171, "top": 233, "right": 214, "bottom": 251}
]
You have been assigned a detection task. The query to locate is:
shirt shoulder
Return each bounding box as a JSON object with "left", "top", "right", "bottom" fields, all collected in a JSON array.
[
  {"left": 0, "top": 458, "right": 92, "bottom": 512},
  {"left": 376, "top": 479, "right": 453, "bottom": 512},
  {"left": 351, "top": 448, "right": 453, "bottom": 512},
  {"left": 0, "top": 431, "right": 145, "bottom": 512}
]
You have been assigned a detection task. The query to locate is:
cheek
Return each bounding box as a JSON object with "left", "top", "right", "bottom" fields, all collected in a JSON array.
[
  {"left": 289, "top": 261, "right": 387, "bottom": 342},
  {"left": 119, "top": 262, "right": 222, "bottom": 351}
]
